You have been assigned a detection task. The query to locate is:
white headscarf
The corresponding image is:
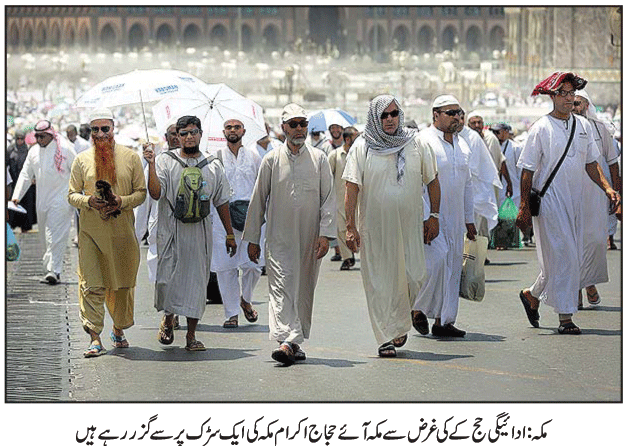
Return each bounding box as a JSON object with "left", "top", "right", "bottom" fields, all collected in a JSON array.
[
  {"left": 575, "top": 90, "right": 598, "bottom": 121},
  {"left": 364, "top": 95, "right": 416, "bottom": 184}
]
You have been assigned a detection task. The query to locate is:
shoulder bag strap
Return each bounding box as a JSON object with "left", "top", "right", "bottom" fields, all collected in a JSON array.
[{"left": 539, "top": 116, "right": 576, "bottom": 197}]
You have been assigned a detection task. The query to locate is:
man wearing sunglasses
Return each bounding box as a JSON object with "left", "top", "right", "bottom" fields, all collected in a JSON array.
[
  {"left": 68, "top": 108, "right": 147, "bottom": 357},
  {"left": 409, "top": 95, "right": 476, "bottom": 340},
  {"left": 12, "top": 119, "right": 76, "bottom": 286},
  {"left": 343, "top": 95, "right": 441, "bottom": 357},
  {"left": 572, "top": 90, "right": 621, "bottom": 309},
  {"left": 516, "top": 72, "right": 619, "bottom": 335},
  {"left": 243, "top": 103, "right": 337, "bottom": 365}
]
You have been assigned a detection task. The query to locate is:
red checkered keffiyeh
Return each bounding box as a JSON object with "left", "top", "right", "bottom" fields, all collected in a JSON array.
[
  {"left": 531, "top": 71, "right": 587, "bottom": 97},
  {"left": 34, "top": 120, "right": 65, "bottom": 173}
]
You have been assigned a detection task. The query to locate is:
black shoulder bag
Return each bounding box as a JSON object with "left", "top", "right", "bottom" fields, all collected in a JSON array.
[{"left": 529, "top": 116, "right": 576, "bottom": 217}]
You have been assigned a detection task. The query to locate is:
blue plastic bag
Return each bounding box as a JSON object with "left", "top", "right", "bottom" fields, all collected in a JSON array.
[{"left": 6, "top": 223, "right": 20, "bottom": 261}]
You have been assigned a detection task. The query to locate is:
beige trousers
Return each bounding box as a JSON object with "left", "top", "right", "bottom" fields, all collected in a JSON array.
[{"left": 79, "top": 281, "right": 135, "bottom": 335}]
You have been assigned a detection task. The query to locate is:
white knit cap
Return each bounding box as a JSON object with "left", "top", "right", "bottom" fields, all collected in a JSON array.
[
  {"left": 89, "top": 108, "right": 115, "bottom": 122},
  {"left": 432, "top": 94, "right": 460, "bottom": 109}
]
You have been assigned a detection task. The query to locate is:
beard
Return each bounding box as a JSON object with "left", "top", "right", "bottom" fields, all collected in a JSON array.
[
  {"left": 182, "top": 145, "right": 200, "bottom": 155},
  {"left": 94, "top": 135, "right": 116, "bottom": 185},
  {"left": 226, "top": 133, "right": 242, "bottom": 144}
]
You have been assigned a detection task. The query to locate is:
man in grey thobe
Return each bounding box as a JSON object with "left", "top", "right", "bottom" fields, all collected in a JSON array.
[{"left": 243, "top": 103, "right": 337, "bottom": 366}]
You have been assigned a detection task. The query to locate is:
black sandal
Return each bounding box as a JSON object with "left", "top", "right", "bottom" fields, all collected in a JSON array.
[
  {"left": 519, "top": 290, "right": 540, "bottom": 328},
  {"left": 378, "top": 342, "right": 397, "bottom": 358},
  {"left": 411, "top": 310, "right": 430, "bottom": 335},
  {"left": 392, "top": 334, "right": 407, "bottom": 348},
  {"left": 558, "top": 321, "right": 582, "bottom": 335}
]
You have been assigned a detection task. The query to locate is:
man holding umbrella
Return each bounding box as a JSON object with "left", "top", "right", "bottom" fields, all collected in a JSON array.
[{"left": 68, "top": 108, "right": 147, "bottom": 357}]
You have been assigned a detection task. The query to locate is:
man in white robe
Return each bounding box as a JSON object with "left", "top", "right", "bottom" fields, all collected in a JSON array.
[
  {"left": 144, "top": 115, "right": 236, "bottom": 351},
  {"left": 328, "top": 126, "right": 359, "bottom": 271},
  {"left": 243, "top": 103, "right": 336, "bottom": 365},
  {"left": 12, "top": 120, "right": 76, "bottom": 284},
  {"left": 411, "top": 95, "right": 476, "bottom": 338},
  {"left": 491, "top": 123, "right": 523, "bottom": 209},
  {"left": 516, "top": 72, "right": 619, "bottom": 334},
  {"left": 344, "top": 95, "right": 440, "bottom": 356},
  {"left": 212, "top": 119, "right": 263, "bottom": 328},
  {"left": 573, "top": 89, "right": 621, "bottom": 307},
  {"left": 458, "top": 115, "right": 503, "bottom": 241}
]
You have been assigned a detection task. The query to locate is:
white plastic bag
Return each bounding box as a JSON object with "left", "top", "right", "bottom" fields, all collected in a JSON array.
[{"left": 459, "top": 235, "right": 488, "bottom": 302}]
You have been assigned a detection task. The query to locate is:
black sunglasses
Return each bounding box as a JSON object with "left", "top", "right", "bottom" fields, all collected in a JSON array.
[
  {"left": 287, "top": 120, "right": 308, "bottom": 129},
  {"left": 34, "top": 133, "right": 49, "bottom": 139},
  {"left": 573, "top": 101, "right": 582, "bottom": 106},
  {"left": 179, "top": 128, "right": 201, "bottom": 137},
  {"left": 91, "top": 126, "right": 112, "bottom": 134},
  {"left": 440, "top": 109, "right": 463, "bottom": 117},
  {"left": 380, "top": 109, "right": 400, "bottom": 120}
]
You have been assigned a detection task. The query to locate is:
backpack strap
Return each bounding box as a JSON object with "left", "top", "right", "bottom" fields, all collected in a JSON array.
[{"left": 163, "top": 150, "right": 188, "bottom": 168}]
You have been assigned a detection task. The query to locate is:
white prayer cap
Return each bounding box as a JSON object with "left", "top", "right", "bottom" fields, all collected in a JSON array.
[
  {"left": 432, "top": 94, "right": 460, "bottom": 109},
  {"left": 89, "top": 108, "right": 115, "bottom": 123},
  {"left": 466, "top": 111, "right": 481, "bottom": 121},
  {"left": 281, "top": 103, "right": 307, "bottom": 122}
]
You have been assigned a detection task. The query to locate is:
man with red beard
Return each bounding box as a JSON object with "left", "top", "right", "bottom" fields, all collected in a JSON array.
[{"left": 68, "top": 108, "right": 147, "bottom": 358}]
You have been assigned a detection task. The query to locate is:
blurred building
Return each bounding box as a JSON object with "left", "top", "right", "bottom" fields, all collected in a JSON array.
[
  {"left": 6, "top": 6, "right": 505, "bottom": 57},
  {"left": 506, "top": 6, "right": 621, "bottom": 103}
]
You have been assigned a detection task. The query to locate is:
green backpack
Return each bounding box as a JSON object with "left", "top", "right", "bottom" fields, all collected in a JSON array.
[{"left": 163, "top": 151, "right": 211, "bottom": 223}]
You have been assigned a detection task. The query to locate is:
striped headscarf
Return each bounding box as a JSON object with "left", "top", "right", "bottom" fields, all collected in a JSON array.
[
  {"left": 34, "top": 120, "right": 65, "bottom": 173},
  {"left": 364, "top": 95, "right": 416, "bottom": 184}
]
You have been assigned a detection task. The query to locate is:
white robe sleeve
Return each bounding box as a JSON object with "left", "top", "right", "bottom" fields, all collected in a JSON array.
[
  {"left": 318, "top": 153, "right": 337, "bottom": 240},
  {"left": 11, "top": 150, "right": 35, "bottom": 202},
  {"left": 242, "top": 154, "right": 273, "bottom": 244}
]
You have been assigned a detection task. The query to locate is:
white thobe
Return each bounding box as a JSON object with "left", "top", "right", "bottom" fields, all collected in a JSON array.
[
  {"left": 518, "top": 115, "right": 599, "bottom": 314},
  {"left": 459, "top": 126, "right": 502, "bottom": 234},
  {"left": 134, "top": 162, "right": 159, "bottom": 282},
  {"left": 413, "top": 126, "right": 474, "bottom": 325},
  {"left": 154, "top": 149, "right": 230, "bottom": 319},
  {"left": 499, "top": 139, "right": 523, "bottom": 208},
  {"left": 243, "top": 142, "right": 336, "bottom": 344},
  {"left": 71, "top": 136, "right": 91, "bottom": 154},
  {"left": 211, "top": 145, "right": 264, "bottom": 319},
  {"left": 328, "top": 145, "right": 353, "bottom": 259},
  {"left": 579, "top": 117, "right": 619, "bottom": 288},
  {"left": 343, "top": 136, "right": 438, "bottom": 344},
  {"left": 12, "top": 140, "right": 76, "bottom": 275}
]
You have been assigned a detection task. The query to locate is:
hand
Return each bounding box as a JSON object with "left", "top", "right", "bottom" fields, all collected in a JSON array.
[
  {"left": 606, "top": 188, "right": 620, "bottom": 215},
  {"left": 143, "top": 143, "right": 156, "bottom": 164},
  {"left": 11, "top": 198, "right": 18, "bottom": 205},
  {"left": 465, "top": 223, "right": 477, "bottom": 241},
  {"left": 103, "top": 194, "right": 122, "bottom": 215},
  {"left": 616, "top": 202, "right": 622, "bottom": 222},
  {"left": 516, "top": 204, "right": 533, "bottom": 233},
  {"left": 423, "top": 216, "right": 439, "bottom": 245},
  {"left": 226, "top": 237, "right": 237, "bottom": 257},
  {"left": 248, "top": 243, "right": 261, "bottom": 264},
  {"left": 345, "top": 227, "right": 360, "bottom": 253},
  {"left": 88, "top": 195, "right": 108, "bottom": 210},
  {"left": 315, "top": 236, "right": 329, "bottom": 259}
]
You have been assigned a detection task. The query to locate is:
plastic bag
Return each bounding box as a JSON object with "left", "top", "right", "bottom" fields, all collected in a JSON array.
[
  {"left": 459, "top": 235, "right": 488, "bottom": 302},
  {"left": 490, "top": 198, "right": 523, "bottom": 249},
  {"left": 6, "top": 223, "right": 20, "bottom": 261}
]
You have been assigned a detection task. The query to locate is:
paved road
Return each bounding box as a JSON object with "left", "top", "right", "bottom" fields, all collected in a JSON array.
[{"left": 5, "top": 228, "right": 622, "bottom": 403}]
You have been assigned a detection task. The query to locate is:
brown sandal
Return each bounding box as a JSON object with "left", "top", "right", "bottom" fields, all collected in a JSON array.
[
  {"left": 185, "top": 338, "right": 206, "bottom": 351},
  {"left": 223, "top": 317, "right": 238, "bottom": 328},
  {"left": 157, "top": 318, "right": 174, "bottom": 345},
  {"left": 240, "top": 298, "right": 258, "bottom": 323}
]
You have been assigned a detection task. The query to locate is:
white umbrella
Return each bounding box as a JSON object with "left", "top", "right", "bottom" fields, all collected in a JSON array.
[
  {"left": 308, "top": 108, "right": 357, "bottom": 132},
  {"left": 75, "top": 69, "right": 209, "bottom": 139},
  {"left": 152, "top": 83, "right": 266, "bottom": 154}
]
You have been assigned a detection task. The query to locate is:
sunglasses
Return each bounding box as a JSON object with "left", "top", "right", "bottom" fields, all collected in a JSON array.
[
  {"left": 91, "top": 126, "right": 112, "bottom": 134},
  {"left": 179, "top": 128, "right": 201, "bottom": 137},
  {"left": 34, "top": 133, "right": 49, "bottom": 139},
  {"left": 556, "top": 89, "right": 576, "bottom": 97},
  {"left": 287, "top": 120, "right": 308, "bottom": 129},
  {"left": 440, "top": 109, "right": 464, "bottom": 117},
  {"left": 380, "top": 109, "right": 400, "bottom": 120},
  {"left": 573, "top": 101, "right": 582, "bottom": 106}
]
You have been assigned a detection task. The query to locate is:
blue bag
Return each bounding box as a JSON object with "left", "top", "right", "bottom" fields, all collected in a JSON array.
[{"left": 7, "top": 223, "right": 20, "bottom": 261}]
